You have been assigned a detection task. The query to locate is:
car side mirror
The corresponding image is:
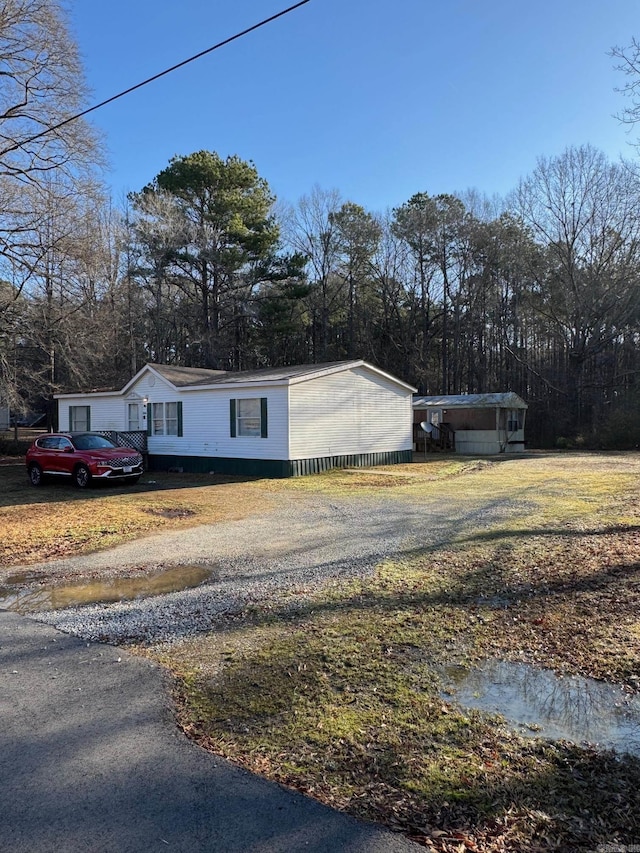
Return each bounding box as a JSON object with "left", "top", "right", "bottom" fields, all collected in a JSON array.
[{"left": 64, "top": 446, "right": 74, "bottom": 453}]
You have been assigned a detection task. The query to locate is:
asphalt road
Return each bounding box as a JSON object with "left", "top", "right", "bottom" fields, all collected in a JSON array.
[{"left": 0, "top": 610, "right": 418, "bottom": 852}]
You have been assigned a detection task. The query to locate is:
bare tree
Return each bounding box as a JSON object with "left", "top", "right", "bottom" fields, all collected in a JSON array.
[
  {"left": 0, "top": 0, "right": 98, "bottom": 182},
  {"left": 513, "top": 144, "right": 640, "bottom": 432},
  {"left": 283, "top": 186, "right": 343, "bottom": 361},
  {"left": 0, "top": 0, "right": 105, "bottom": 412},
  {"left": 611, "top": 37, "right": 640, "bottom": 144}
]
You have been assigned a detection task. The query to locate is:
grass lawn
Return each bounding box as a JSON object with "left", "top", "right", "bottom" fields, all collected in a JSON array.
[{"left": 2, "top": 452, "right": 640, "bottom": 850}]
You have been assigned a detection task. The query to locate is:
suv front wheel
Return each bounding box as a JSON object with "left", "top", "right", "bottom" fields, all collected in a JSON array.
[{"left": 73, "top": 464, "right": 92, "bottom": 489}]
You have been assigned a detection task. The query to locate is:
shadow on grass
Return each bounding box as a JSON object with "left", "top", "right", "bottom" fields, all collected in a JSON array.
[
  {"left": 181, "top": 610, "right": 640, "bottom": 851},
  {"left": 459, "top": 523, "right": 640, "bottom": 545},
  {"left": 184, "top": 533, "right": 640, "bottom": 645},
  {"left": 382, "top": 742, "right": 640, "bottom": 849},
  {"left": 0, "top": 464, "right": 263, "bottom": 509}
]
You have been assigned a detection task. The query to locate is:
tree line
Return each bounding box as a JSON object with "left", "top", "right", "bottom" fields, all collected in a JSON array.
[{"left": 1, "top": 1, "right": 639, "bottom": 448}]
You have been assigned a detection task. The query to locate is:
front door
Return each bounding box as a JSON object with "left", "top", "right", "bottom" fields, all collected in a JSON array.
[{"left": 127, "top": 403, "right": 140, "bottom": 431}]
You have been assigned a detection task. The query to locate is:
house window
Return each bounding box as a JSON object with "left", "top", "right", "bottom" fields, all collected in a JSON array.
[
  {"left": 230, "top": 398, "right": 268, "bottom": 438},
  {"left": 237, "top": 398, "right": 261, "bottom": 436},
  {"left": 69, "top": 406, "right": 90, "bottom": 432},
  {"left": 149, "top": 402, "right": 182, "bottom": 436}
]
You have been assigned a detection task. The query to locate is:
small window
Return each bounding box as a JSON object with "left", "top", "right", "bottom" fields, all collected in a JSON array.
[
  {"left": 507, "top": 410, "right": 522, "bottom": 432},
  {"left": 152, "top": 402, "right": 165, "bottom": 435},
  {"left": 230, "top": 398, "right": 267, "bottom": 438},
  {"left": 69, "top": 406, "right": 90, "bottom": 432},
  {"left": 165, "top": 402, "right": 179, "bottom": 436},
  {"left": 38, "top": 436, "right": 60, "bottom": 450}
]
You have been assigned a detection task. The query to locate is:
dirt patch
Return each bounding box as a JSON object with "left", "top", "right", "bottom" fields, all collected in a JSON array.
[{"left": 143, "top": 507, "right": 197, "bottom": 519}]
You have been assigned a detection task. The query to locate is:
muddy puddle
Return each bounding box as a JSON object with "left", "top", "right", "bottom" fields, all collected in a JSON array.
[
  {"left": 441, "top": 659, "right": 640, "bottom": 756},
  {"left": 0, "top": 565, "right": 212, "bottom": 614}
]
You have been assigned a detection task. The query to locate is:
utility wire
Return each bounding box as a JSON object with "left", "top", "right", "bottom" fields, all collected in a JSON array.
[{"left": 5, "top": 0, "right": 311, "bottom": 156}]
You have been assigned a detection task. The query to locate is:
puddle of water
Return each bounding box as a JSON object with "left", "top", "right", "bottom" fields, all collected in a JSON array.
[
  {"left": 441, "top": 659, "right": 640, "bottom": 756},
  {"left": 2, "top": 570, "right": 43, "bottom": 586},
  {"left": 0, "top": 565, "right": 212, "bottom": 614}
]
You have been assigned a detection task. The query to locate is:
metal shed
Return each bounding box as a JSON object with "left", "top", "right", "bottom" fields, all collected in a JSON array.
[{"left": 412, "top": 392, "right": 528, "bottom": 455}]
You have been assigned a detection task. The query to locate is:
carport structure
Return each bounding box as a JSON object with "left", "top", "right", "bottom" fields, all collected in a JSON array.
[{"left": 413, "top": 392, "right": 528, "bottom": 454}]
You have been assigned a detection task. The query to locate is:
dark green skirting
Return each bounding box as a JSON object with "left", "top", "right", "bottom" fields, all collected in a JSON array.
[
  {"left": 288, "top": 450, "right": 412, "bottom": 476},
  {"left": 147, "top": 450, "right": 412, "bottom": 478}
]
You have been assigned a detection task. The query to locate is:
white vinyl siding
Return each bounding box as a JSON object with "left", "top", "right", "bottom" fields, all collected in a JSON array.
[
  {"left": 145, "top": 384, "right": 287, "bottom": 460},
  {"left": 288, "top": 366, "right": 413, "bottom": 458}
]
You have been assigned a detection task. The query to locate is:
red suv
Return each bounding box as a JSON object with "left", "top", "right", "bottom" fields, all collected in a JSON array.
[{"left": 26, "top": 433, "right": 144, "bottom": 488}]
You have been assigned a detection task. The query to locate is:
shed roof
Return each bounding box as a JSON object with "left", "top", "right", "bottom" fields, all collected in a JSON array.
[{"left": 413, "top": 392, "right": 527, "bottom": 409}]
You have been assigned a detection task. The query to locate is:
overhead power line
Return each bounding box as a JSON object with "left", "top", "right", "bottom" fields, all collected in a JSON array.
[{"left": 5, "top": 0, "right": 311, "bottom": 156}]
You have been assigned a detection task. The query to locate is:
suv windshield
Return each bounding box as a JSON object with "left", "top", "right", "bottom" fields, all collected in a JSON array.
[{"left": 71, "top": 434, "right": 118, "bottom": 450}]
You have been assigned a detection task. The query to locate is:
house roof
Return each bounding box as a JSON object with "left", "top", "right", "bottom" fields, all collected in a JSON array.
[
  {"left": 413, "top": 392, "right": 528, "bottom": 409},
  {"left": 148, "top": 361, "right": 369, "bottom": 387},
  {"left": 148, "top": 364, "right": 228, "bottom": 386},
  {"left": 55, "top": 360, "right": 416, "bottom": 398}
]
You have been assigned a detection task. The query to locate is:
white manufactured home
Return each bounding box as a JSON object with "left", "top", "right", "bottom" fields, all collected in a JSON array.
[
  {"left": 413, "top": 392, "right": 528, "bottom": 455},
  {"left": 55, "top": 360, "right": 416, "bottom": 477}
]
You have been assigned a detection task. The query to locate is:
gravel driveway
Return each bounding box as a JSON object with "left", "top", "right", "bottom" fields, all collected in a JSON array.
[{"left": 19, "top": 488, "right": 532, "bottom": 644}]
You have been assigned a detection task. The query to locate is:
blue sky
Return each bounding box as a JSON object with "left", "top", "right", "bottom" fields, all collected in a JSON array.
[{"left": 70, "top": 0, "right": 640, "bottom": 213}]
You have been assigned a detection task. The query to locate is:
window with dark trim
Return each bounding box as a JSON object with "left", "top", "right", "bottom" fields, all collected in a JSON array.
[
  {"left": 69, "top": 405, "right": 90, "bottom": 432},
  {"left": 230, "top": 398, "right": 267, "bottom": 438},
  {"left": 148, "top": 401, "right": 183, "bottom": 436}
]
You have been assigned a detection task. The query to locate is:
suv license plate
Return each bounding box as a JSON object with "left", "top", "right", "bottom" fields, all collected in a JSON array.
[{"left": 123, "top": 466, "right": 132, "bottom": 474}]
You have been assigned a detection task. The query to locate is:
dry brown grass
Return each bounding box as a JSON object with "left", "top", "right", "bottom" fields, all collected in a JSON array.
[{"left": 0, "top": 465, "right": 283, "bottom": 569}]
